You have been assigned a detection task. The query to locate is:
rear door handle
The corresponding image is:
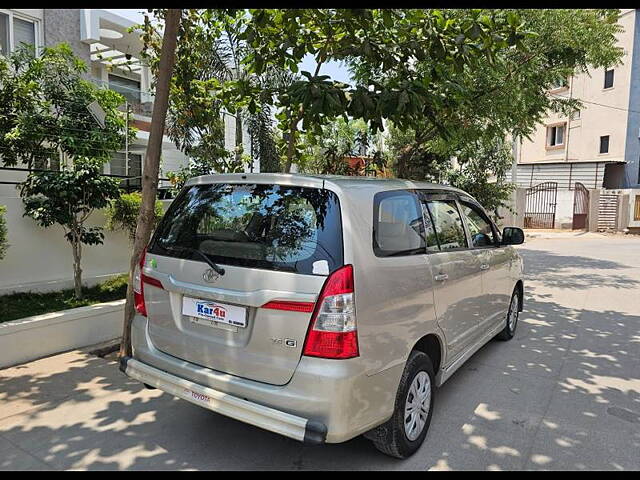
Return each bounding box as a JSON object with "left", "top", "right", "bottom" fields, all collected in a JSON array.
[
  {"left": 434, "top": 273, "right": 449, "bottom": 282},
  {"left": 480, "top": 264, "right": 490, "bottom": 271}
]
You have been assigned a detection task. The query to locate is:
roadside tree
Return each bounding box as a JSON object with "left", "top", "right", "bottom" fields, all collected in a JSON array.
[
  {"left": 21, "top": 160, "right": 121, "bottom": 299},
  {"left": 0, "top": 44, "right": 133, "bottom": 169},
  {"left": 354, "top": 9, "right": 623, "bottom": 214},
  {"left": 239, "top": 9, "right": 531, "bottom": 172},
  {"left": 139, "top": 9, "right": 292, "bottom": 178},
  {"left": 120, "top": 8, "right": 181, "bottom": 358},
  {"left": 0, "top": 43, "right": 134, "bottom": 298}
]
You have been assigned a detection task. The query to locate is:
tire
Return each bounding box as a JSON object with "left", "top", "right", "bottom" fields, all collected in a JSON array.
[
  {"left": 496, "top": 287, "right": 521, "bottom": 341},
  {"left": 366, "top": 351, "right": 435, "bottom": 459}
]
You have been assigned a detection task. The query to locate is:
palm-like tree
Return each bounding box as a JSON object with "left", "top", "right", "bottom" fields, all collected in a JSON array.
[
  {"left": 246, "top": 67, "right": 298, "bottom": 172},
  {"left": 204, "top": 12, "right": 296, "bottom": 172},
  {"left": 162, "top": 10, "right": 293, "bottom": 175}
]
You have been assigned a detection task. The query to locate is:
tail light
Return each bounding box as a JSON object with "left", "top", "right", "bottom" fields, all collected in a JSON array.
[
  {"left": 303, "top": 264, "right": 359, "bottom": 359},
  {"left": 133, "top": 247, "right": 163, "bottom": 317}
]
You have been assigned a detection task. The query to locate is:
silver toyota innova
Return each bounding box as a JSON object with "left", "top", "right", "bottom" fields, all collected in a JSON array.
[{"left": 120, "top": 173, "right": 524, "bottom": 459}]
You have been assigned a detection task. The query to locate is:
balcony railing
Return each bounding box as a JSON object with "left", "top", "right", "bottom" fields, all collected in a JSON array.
[
  {"left": 0, "top": 165, "right": 174, "bottom": 195},
  {"left": 90, "top": 77, "right": 155, "bottom": 117}
]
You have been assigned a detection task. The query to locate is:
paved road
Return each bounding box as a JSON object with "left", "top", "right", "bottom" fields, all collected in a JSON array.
[{"left": 1, "top": 233, "right": 639, "bottom": 470}]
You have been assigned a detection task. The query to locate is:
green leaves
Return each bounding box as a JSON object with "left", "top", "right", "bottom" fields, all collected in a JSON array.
[
  {"left": 105, "top": 192, "right": 164, "bottom": 243},
  {"left": 21, "top": 159, "right": 121, "bottom": 297},
  {"left": 141, "top": 8, "right": 623, "bottom": 176},
  {"left": 22, "top": 160, "right": 121, "bottom": 241},
  {"left": 66, "top": 226, "right": 105, "bottom": 246},
  {"left": 142, "top": 8, "right": 266, "bottom": 174},
  {"left": 296, "top": 116, "right": 379, "bottom": 175},
  {"left": 238, "top": 8, "right": 536, "bottom": 147},
  {"left": 0, "top": 43, "right": 133, "bottom": 169},
  {"left": 370, "top": 8, "right": 622, "bottom": 216}
]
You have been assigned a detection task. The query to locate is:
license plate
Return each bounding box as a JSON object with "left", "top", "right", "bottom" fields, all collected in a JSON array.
[{"left": 182, "top": 296, "right": 247, "bottom": 328}]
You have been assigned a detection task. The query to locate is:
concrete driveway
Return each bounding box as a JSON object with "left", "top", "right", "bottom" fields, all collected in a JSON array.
[{"left": 1, "top": 232, "right": 639, "bottom": 470}]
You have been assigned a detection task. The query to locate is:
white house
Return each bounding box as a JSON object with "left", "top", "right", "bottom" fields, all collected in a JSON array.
[{"left": 0, "top": 8, "right": 253, "bottom": 294}]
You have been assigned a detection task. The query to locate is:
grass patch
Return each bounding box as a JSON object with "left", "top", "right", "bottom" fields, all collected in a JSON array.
[{"left": 0, "top": 274, "right": 128, "bottom": 323}]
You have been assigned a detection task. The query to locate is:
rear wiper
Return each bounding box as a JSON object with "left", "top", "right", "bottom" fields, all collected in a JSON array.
[{"left": 161, "top": 244, "right": 226, "bottom": 276}]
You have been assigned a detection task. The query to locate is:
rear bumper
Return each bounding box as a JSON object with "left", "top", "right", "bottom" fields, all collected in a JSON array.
[
  {"left": 120, "top": 356, "right": 327, "bottom": 444},
  {"left": 127, "top": 315, "right": 403, "bottom": 443}
]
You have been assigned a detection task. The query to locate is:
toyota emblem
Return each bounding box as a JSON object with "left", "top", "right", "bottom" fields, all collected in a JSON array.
[{"left": 203, "top": 268, "right": 219, "bottom": 283}]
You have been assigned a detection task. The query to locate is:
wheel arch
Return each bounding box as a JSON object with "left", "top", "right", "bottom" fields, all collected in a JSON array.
[{"left": 411, "top": 333, "right": 443, "bottom": 375}]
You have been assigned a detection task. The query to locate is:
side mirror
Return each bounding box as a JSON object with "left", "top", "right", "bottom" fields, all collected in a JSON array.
[{"left": 502, "top": 227, "right": 525, "bottom": 245}]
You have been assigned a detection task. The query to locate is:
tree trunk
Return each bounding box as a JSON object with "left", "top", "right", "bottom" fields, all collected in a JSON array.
[
  {"left": 396, "top": 146, "right": 412, "bottom": 179},
  {"left": 119, "top": 9, "right": 181, "bottom": 359},
  {"left": 71, "top": 233, "right": 83, "bottom": 300},
  {"left": 235, "top": 114, "right": 243, "bottom": 167},
  {"left": 283, "top": 121, "right": 297, "bottom": 173},
  {"left": 283, "top": 108, "right": 303, "bottom": 173},
  {"left": 283, "top": 131, "right": 295, "bottom": 173}
]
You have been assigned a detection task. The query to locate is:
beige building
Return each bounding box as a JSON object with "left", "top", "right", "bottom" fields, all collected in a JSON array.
[
  {"left": 515, "top": 9, "right": 640, "bottom": 229},
  {"left": 517, "top": 9, "right": 639, "bottom": 190}
]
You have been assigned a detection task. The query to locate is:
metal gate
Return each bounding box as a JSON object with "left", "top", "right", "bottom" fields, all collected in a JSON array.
[
  {"left": 598, "top": 193, "right": 619, "bottom": 231},
  {"left": 572, "top": 182, "right": 589, "bottom": 230},
  {"left": 524, "top": 182, "right": 558, "bottom": 229}
]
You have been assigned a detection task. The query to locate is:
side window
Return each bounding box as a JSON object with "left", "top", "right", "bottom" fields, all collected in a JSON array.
[
  {"left": 425, "top": 200, "right": 468, "bottom": 250},
  {"left": 460, "top": 202, "right": 496, "bottom": 247},
  {"left": 420, "top": 202, "right": 440, "bottom": 252},
  {"left": 373, "top": 191, "right": 426, "bottom": 256}
]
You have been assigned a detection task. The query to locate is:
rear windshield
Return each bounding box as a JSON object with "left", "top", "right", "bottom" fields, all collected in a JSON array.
[{"left": 149, "top": 183, "right": 343, "bottom": 275}]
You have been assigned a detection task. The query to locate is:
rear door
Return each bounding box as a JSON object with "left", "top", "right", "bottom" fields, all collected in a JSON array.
[
  {"left": 458, "top": 198, "right": 512, "bottom": 330},
  {"left": 143, "top": 182, "right": 344, "bottom": 386},
  {"left": 418, "top": 192, "right": 484, "bottom": 362}
]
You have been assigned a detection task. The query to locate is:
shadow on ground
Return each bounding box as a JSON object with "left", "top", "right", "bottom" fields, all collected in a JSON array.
[
  {"left": 518, "top": 248, "right": 640, "bottom": 290},
  {"left": 1, "top": 284, "right": 639, "bottom": 471}
]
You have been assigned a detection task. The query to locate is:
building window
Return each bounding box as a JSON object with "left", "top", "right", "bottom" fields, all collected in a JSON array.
[
  {"left": 599, "top": 135, "right": 610, "bottom": 154},
  {"left": 110, "top": 152, "right": 142, "bottom": 189},
  {"left": 635, "top": 195, "right": 640, "bottom": 221},
  {"left": 108, "top": 74, "right": 141, "bottom": 106},
  {"left": 571, "top": 109, "right": 581, "bottom": 120},
  {"left": 0, "top": 12, "right": 37, "bottom": 56},
  {"left": 13, "top": 17, "right": 35, "bottom": 48},
  {"left": 604, "top": 69, "right": 614, "bottom": 89},
  {"left": 0, "top": 13, "right": 8, "bottom": 56},
  {"left": 547, "top": 124, "right": 565, "bottom": 147},
  {"left": 128, "top": 153, "right": 142, "bottom": 188}
]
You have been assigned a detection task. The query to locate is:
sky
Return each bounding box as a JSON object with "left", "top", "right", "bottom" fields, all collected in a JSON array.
[
  {"left": 299, "top": 55, "right": 352, "bottom": 85},
  {"left": 106, "top": 9, "right": 353, "bottom": 85}
]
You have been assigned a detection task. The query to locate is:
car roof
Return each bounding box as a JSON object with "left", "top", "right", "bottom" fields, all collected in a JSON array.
[{"left": 185, "top": 172, "right": 470, "bottom": 197}]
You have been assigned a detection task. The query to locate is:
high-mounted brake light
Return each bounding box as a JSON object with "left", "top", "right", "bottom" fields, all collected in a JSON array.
[
  {"left": 302, "top": 264, "right": 359, "bottom": 359},
  {"left": 133, "top": 247, "right": 163, "bottom": 317}
]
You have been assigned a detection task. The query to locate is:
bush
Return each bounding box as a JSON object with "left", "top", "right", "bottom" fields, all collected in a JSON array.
[
  {"left": 96, "top": 273, "right": 128, "bottom": 295},
  {"left": 0, "top": 205, "right": 8, "bottom": 260},
  {"left": 105, "top": 192, "right": 164, "bottom": 243}
]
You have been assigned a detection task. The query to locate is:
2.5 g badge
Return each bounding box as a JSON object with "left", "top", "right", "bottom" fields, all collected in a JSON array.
[{"left": 270, "top": 337, "right": 297, "bottom": 348}]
